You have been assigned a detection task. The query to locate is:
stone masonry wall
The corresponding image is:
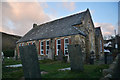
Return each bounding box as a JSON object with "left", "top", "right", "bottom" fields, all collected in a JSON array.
[
  {"left": 82, "top": 9, "right": 96, "bottom": 63},
  {"left": 17, "top": 35, "right": 81, "bottom": 60},
  {"left": 95, "top": 34, "right": 104, "bottom": 60}
]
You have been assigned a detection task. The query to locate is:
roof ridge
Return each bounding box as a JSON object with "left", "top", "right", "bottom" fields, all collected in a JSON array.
[
  {"left": 17, "top": 9, "right": 89, "bottom": 43},
  {"left": 1, "top": 32, "right": 22, "bottom": 37},
  {"left": 37, "top": 10, "right": 87, "bottom": 27}
]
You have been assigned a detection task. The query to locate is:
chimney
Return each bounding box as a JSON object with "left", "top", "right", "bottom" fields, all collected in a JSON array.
[{"left": 33, "top": 23, "right": 37, "bottom": 28}]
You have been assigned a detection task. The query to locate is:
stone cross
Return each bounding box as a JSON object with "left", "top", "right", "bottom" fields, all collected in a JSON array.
[
  {"left": 19, "top": 44, "right": 41, "bottom": 79},
  {"left": 68, "top": 44, "right": 84, "bottom": 71}
]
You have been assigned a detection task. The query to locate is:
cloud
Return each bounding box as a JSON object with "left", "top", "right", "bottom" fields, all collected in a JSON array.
[
  {"left": 95, "top": 22, "right": 115, "bottom": 37},
  {"left": 0, "top": 26, "right": 2, "bottom": 32},
  {"left": 62, "top": 2, "right": 75, "bottom": 11},
  {"left": 2, "top": 2, "right": 51, "bottom": 36}
]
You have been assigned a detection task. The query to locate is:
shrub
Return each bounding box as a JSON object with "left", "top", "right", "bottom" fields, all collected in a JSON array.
[
  {"left": 54, "top": 56, "right": 58, "bottom": 61},
  {"left": 3, "top": 50, "right": 14, "bottom": 57}
]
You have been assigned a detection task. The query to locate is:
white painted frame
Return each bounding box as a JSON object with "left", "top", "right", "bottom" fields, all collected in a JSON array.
[
  {"left": 19, "top": 43, "right": 21, "bottom": 46},
  {"left": 46, "top": 40, "right": 49, "bottom": 55},
  {"left": 64, "top": 38, "right": 69, "bottom": 56},
  {"left": 31, "top": 41, "right": 34, "bottom": 45},
  {"left": 56, "top": 39, "right": 61, "bottom": 55},
  {"left": 40, "top": 41, "right": 44, "bottom": 55},
  {"left": 22, "top": 43, "right": 24, "bottom": 46}
]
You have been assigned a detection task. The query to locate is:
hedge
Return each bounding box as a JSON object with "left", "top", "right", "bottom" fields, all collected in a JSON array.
[{"left": 3, "top": 50, "right": 14, "bottom": 57}]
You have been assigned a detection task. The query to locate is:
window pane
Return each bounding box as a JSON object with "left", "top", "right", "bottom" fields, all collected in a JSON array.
[
  {"left": 41, "top": 46, "right": 44, "bottom": 49},
  {"left": 57, "top": 50, "right": 59, "bottom": 54},
  {"left": 65, "top": 39, "right": 69, "bottom": 43},
  {"left": 65, "top": 50, "right": 68, "bottom": 55},
  {"left": 41, "top": 42, "right": 43, "bottom": 45},
  {"left": 46, "top": 50, "right": 48, "bottom": 54},
  {"left": 64, "top": 38, "right": 69, "bottom": 55},
  {"left": 58, "top": 45, "right": 61, "bottom": 49},
  {"left": 47, "top": 46, "right": 49, "bottom": 49},
  {"left": 57, "top": 40, "right": 61, "bottom": 44},
  {"left": 41, "top": 51, "right": 43, "bottom": 54},
  {"left": 47, "top": 41, "right": 49, "bottom": 45},
  {"left": 65, "top": 45, "right": 67, "bottom": 49}
]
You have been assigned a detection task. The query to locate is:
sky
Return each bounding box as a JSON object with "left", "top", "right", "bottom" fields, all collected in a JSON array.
[{"left": 0, "top": 1, "right": 119, "bottom": 38}]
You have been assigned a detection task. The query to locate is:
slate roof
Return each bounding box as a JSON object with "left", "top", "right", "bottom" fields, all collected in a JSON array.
[{"left": 17, "top": 10, "right": 88, "bottom": 43}]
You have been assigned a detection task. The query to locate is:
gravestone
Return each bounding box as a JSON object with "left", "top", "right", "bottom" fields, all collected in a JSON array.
[
  {"left": 57, "top": 49, "right": 64, "bottom": 61},
  {"left": 19, "top": 44, "right": 41, "bottom": 79},
  {"left": 68, "top": 44, "right": 84, "bottom": 71},
  {"left": 48, "top": 48, "right": 53, "bottom": 59},
  {"left": 104, "top": 52, "right": 108, "bottom": 64},
  {"left": 112, "top": 54, "right": 120, "bottom": 78},
  {"left": 89, "top": 51, "right": 94, "bottom": 64}
]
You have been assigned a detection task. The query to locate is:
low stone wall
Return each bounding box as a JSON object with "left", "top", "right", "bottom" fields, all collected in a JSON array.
[{"left": 101, "top": 54, "right": 120, "bottom": 80}]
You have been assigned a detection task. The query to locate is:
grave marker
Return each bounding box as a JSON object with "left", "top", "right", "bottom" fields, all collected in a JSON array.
[
  {"left": 48, "top": 48, "right": 53, "bottom": 59},
  {"left": 57, "top": 49, "right": 64, "bottom": 61},
  {"left": 19, "top": 44, "right": 41, "bottom": 79},
  {"left": 68, "top": 44, "right": 84, "bottom": 71}
]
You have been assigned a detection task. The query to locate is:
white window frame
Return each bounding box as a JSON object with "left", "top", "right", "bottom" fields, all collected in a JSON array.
[
  {"left": 41, "top": 41, "right": 44, "bottom": 55},
  {"left": 31, "top": 41, "right": 34, "bottom": 45},
  {"left": 56, "top": 39, "right": 61, "bottom": 55},
  {"left": 46, "top": 40, "right": 49, "bottom": 55},
  {"left": 19, "top": 43, "right": 21, "bottom": 46},
  {"left": 64, "top": 38, "right": 69, "bottom": 56},
  {"left": 22, "top": 43, "right": 24, "bottom": 46}
]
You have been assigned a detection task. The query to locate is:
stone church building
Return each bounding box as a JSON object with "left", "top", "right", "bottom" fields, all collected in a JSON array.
[
  {"left": 16, "top": 9, "right": 104, "bottom": 62},
  {"left": 95, "top": 27, "right": 104, "bottom": 60}
]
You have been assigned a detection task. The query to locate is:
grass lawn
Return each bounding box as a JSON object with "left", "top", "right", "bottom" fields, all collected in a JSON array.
[{"left": 2, "top": 58, "right": 109, "bottom": 79}]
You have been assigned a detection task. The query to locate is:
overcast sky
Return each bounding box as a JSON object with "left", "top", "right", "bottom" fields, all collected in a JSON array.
[{"left": 0, "top": 1, "right": 119, "bottom": 37}]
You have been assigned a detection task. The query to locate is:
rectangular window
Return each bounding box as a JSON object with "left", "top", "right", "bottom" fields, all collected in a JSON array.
[
  {"left": 64, "top": 38, "right": 69, "bottom": 55},
  {"left": 46, "top": 40, "right": 49, "bottom": 55},
  {"left": 22, "top": 43, "right": 24, "bottom": 46},
  {"left": 57, "top": 39, "right": 61, "bottom": 55},
  {"left": 88, "top": 23, "right": 90, "bottom": 27},
  {"left": 19, "top": 43, "right": 21, "bottom": 46},
  {"left": 31, "top": 42, "right": 34, "bottom": 45},
  {"left": 27, "top": 42, "right": 31, "bottom": 45},
  {"left": 41, "top": 41, "right": 44, "bottom": 55}
]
